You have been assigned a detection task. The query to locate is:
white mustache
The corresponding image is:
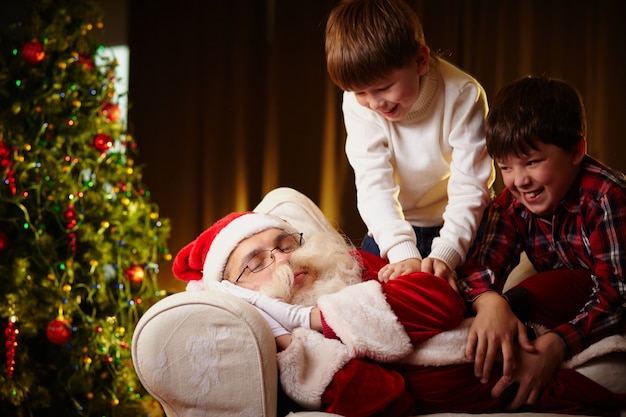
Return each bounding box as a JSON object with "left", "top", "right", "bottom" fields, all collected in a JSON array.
[{"left": 259, "top": 263, "right": 296, "bottom": 302}]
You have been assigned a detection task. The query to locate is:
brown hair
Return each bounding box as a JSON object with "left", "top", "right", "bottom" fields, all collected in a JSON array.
[
  {"left": 486, "top": 76, "right": 587, "bottom": 160},
  {"left": 325, "top": 0, "right": 425, "bottom": 91}
]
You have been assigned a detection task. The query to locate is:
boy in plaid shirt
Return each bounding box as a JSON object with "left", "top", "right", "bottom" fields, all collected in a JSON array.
[{"left": 458, "top": 75, "right": 626, "bottom": 410}]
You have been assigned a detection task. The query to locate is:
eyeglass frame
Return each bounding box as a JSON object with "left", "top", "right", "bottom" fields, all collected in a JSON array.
[{"left": 234, "top": 232, "right": 304, "bottom": 283}]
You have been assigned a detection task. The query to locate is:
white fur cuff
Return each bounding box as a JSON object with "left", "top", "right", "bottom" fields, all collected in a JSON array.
[
  {"left": 400, "top": 318, "right": 472, "bottom": 366},
  {"left": 277, "top": 328, "right": 353, "bottom": 410},
  {"left": 317, "top": 280, "right": 412, "bottom": 362}
]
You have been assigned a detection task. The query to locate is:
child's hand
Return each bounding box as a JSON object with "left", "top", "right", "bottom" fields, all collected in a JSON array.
[
  {"left": 491, "top": 332, "right": 564, "bottom": 410},
  {"left": 377, "top": 258, "right": 422, "bottom": 282},
  {"left": 420, "top": 257, "right": 458, "bottom": 293},
  {"left": 465, "top": 292, "right": 536, "bottom": 384}
]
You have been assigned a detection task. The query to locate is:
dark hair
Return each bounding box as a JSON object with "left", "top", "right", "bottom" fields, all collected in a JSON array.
[
  {"left": 325, "top": 0, "right": 425, "bottom": 91},
  {"left": 486, "top": 76, "right": 587, "bottom": 160}
]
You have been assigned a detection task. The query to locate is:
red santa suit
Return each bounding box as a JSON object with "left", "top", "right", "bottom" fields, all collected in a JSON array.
[
  {"left": 277, "top": 249, "right": 465, "bottom": 416},
  {"left": 280, "top": 251, "right": 626, "bottom": 417}
]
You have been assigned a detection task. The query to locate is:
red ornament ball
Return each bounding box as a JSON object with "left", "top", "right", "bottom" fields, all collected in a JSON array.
[
  {"left": 102, "top": 102, "right": 121, "bottom": 122},
  {"left": 0, "top": 231, "right": 9, "bottom": 253},
  {"left": 93, "top": 133, "right": 113, "bottom": 152},
  {"left": 46, "top": 318, "right": 72, "bottom": 345},
  {"left": 77, "top": 54, "right": 94, "bottom": 70},
  {"left": 126, "top": 265, "right": 145, "bottom": 285},
  {"left": 22, "top": 40, "right": 45, "bottom": 64}
]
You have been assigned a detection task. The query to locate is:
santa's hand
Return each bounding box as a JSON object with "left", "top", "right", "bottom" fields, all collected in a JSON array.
[
  {"left": 208, "top": 280, "right": 261, "bottom": 304},
  {"left": 207, "top": 281, "right": 289, "bottom": 338},
  {"left": 251, "top": 294, "right": 313, "bottom": 331},
  {"left": 217, "top": 281, "right": 312, "bottom": 331},
  {"left": 256, "top": 308, "right": 290, "bottom": 338}
]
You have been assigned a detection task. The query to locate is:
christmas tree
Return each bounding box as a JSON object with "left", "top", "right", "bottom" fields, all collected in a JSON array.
[{"left": 0, "top": 0, "right": 171, "bottom": 416}]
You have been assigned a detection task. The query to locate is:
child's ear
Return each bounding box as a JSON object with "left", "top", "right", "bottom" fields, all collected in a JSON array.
[
  {"left": 573, "top": 137, "right": 587, "bottom": 164},
  {"left": 415, "top": 45, "right": 430, "bottom": 76}
]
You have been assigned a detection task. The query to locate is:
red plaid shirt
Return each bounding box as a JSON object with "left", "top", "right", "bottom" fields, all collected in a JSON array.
[{"left": 459, "top": 156, "right": 626, "bottom": 358}]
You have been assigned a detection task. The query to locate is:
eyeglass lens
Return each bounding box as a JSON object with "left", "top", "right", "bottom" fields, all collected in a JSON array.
[{"left": 247, "top": 233, "right": 302, "bottom": 272}]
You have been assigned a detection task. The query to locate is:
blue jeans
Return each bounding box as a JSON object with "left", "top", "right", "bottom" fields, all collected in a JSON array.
[{"left": 360, "top": 225, "right": 443, "bottom": 259}]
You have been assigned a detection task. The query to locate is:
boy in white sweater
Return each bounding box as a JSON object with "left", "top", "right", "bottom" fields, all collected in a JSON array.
[{"left": 325, "top": 0, "right": 495, "bottom": 285}]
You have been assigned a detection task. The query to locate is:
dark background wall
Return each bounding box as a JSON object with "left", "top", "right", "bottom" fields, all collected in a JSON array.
[{"left": 100, "top": 0, "right": 626, "bottom": 291}]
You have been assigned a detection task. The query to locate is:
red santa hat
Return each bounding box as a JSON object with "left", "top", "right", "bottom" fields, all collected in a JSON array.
[{"left": 172, "top": 211, "right": 299, "bottom": 290}]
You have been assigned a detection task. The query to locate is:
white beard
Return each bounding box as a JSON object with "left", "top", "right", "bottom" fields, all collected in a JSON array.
[{"left": 259, "top": 230, "right": 363, "bottom": 306}]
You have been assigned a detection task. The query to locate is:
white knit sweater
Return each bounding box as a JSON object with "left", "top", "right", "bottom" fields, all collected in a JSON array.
[{"left": 343, "top": 58, "right": 495, "bottom": 269}]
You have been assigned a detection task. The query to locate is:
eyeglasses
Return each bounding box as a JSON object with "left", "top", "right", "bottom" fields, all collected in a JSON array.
[{"left": 234, "top": 232, "right": 304, "bottom": 283}]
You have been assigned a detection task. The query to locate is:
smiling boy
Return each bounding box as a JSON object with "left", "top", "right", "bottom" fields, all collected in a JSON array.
[
  {"left": 457, "top": 75, "right": 626, "bottom": 410},
  {"left": 325, "top": 0, "right": 495, "bottom": 284}
]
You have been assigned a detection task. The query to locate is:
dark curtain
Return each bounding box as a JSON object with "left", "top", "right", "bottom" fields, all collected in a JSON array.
[{"left": 125, "top": 0, "right": 625, "bottom": 291}]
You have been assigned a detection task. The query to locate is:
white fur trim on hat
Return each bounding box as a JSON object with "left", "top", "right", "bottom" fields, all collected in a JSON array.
[{"left": 201, "top": 212, "right": 298, "bottom": 287}]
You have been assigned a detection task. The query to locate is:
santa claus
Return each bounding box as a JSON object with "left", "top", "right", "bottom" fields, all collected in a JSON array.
[{"left": 172, "top": 211, "right": 626, "bottom": 417}]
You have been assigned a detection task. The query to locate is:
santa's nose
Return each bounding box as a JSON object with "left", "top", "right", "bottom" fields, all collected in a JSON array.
[{"left": 272, "top": 250, "right": 291, "bottom": 266}]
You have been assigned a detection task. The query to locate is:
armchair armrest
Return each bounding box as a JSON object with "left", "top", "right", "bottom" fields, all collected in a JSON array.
[{"left": 132, "top": 291, "right": 278, "bottom": 417}]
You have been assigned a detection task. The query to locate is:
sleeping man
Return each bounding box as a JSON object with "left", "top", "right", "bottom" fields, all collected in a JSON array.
[{"left": 172, "top": 199, "right": 625, "bottom": 416}]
